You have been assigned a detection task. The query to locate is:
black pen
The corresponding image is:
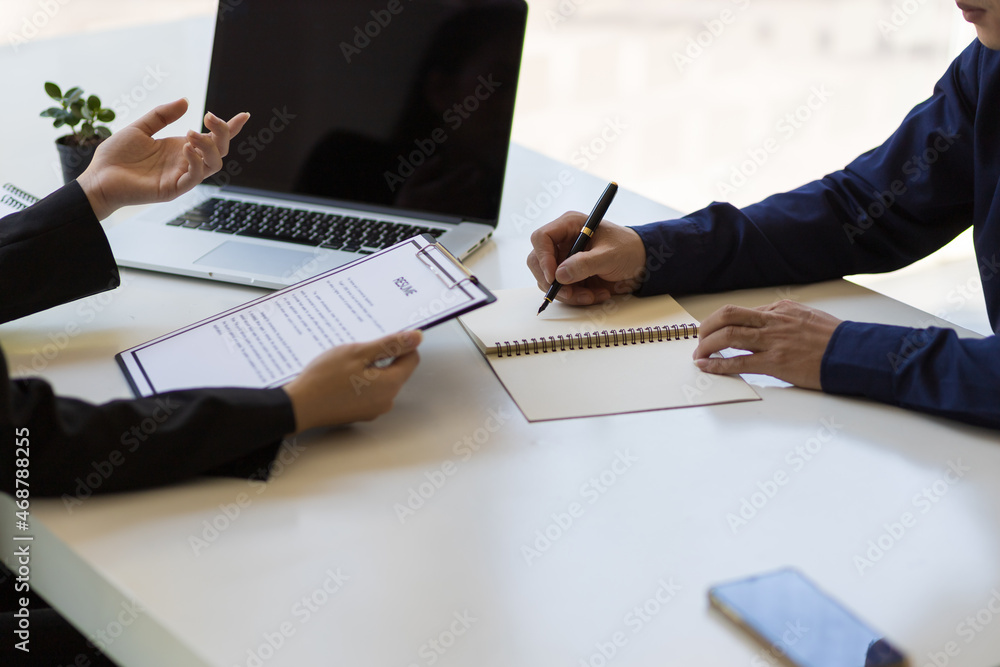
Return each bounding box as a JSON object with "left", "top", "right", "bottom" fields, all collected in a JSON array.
[{"left": 537, "top": 181, "right": 618, "bottom": 315}]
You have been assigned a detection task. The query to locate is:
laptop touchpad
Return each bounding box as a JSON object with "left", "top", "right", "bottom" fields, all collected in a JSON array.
[{"left": 194, "top": 241, "right": 318, "bottom": 278}]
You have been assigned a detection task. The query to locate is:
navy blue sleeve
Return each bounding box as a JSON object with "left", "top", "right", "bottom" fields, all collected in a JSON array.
[
  {"left": 630, "top": 42, "right": 1000, "bottom": 430},
  {"left": 822, "top": 322, "right": 1000, "bottom": 430},
  {"left": 631, "top": 41, "right": 979, "bottom": 296}
]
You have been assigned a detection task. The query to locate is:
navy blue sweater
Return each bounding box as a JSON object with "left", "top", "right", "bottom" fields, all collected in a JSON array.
[{"left": 633, "top": 40, "right": 1000, "bottom": 430}]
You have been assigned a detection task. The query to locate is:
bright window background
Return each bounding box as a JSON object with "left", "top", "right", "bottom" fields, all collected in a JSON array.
[{"left": 2, "top": 0, "right": 988, "bottom": 334}]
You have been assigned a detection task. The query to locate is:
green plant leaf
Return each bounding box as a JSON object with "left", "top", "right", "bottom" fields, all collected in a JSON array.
[
  {"left": 40, "top": 107, "right": 62, "bottom": 118},
  {"left": 44, "top": 82, "right": 62, "bottom": 100},
  {"left": 53, "top": 118, "right": 65, "bottom": 129},
  {"left": 96, "top": 109, "right": 115, "bottom": 123},
  {"left": 64, "top": 87, "right": 83, "bottom": 103},
  {"left": 79, "top": 123, "right": 95, "bottom": 139},
  {"left": 95, "top": 126, "right": 112, "bottom": 140},
  {"left": 87, "top": 95, "right": 100, "bottom": 111}
]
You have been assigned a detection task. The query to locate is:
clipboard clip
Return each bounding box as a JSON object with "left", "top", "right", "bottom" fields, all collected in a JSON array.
[{"left": 416, "top": 243, "right": 477, "bottom": 290}]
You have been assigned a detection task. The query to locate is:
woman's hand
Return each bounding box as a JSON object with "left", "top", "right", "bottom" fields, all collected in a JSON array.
[{"left": 77, "top": 98, "right": 249, "bottom": 220}]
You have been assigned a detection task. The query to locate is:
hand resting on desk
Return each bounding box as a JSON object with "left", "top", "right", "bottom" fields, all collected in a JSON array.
[{"left": 525, "top": 212, "right": 837, "bottom": 390}]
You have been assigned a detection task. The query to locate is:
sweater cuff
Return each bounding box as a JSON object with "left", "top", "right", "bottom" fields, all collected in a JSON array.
[
  {"left": 821, "top": 320, "right": 917, "bottom": 404},
  {"left": 630, "top": 219, "right": 688, "bottom": 297}
]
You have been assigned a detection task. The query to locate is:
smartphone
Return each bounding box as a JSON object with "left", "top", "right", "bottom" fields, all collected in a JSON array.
[{"left": 708, "top": 568, "right": 908, "bottom": 667}]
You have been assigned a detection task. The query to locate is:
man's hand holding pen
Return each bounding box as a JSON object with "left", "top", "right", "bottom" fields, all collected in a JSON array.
[
  {"left": 526, "top": 187, "right": 839, "bottom": 391},
  {"left": 527, "top": 215, "right": 647, "bottom": 307}
]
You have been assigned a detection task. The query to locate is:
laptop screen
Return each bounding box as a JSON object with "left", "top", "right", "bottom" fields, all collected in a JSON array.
[{"left": 203, "top": 0, "right": 527, "bottom": 226}]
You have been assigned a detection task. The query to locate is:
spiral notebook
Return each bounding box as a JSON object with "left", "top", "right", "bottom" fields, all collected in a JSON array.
[
  {"left": 458, "top": 287, "right": 760, "bottom": 421},
  {"left": 0, "top": 183, "right": 39, "bottom": 217}
]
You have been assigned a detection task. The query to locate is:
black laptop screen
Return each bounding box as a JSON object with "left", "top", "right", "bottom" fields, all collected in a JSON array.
[{"left": 203, "top": 0, "right": 527, "bottom": 225}]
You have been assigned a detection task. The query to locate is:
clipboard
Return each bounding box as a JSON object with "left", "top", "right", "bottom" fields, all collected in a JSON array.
[{"left": 116, "top": 235, "right": 495, "bottom": 397}]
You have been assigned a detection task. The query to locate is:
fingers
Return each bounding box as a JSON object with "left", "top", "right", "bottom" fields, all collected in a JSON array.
[
  {"left": 694, "top": 353, "right": 762, "bottom": 375},
  {"left": 355, "top": 330, "right": 423, "bottom": 366},
  {"left": 554, "top": 245, "right": 607, "bottom": 285},
  {"left": 132, "top": 98, "right": 189, "bottom": 137},
  {"left": 376, "top": 347, "right": 421, "bottom": 386},
  {"left": 690, "top": 301, "right": 838, "bottom": 390},
  {"left": 182, "top": 111, "right": 250, "bottom": 176},
  {"left": 282, "top": 331, "right": 424, "bottom": 432},
  {"left": 185, "top": 129, "right": 224, "bottom": 172},
  {"left": 203, "top": 110, "right": 250, "bottom": 160},
  {"left": 528, "top": 211, "right": 588, "bottom": 284},
  {"left": 177, "top": 143, "right": 204, "bottom": 189},
  {"left": 225, "top": 111, "right": 251, "bottom": 137},
  {"left": 694, "top": 305, "right": 769, "bottom": 359},
  {"left": 532, "top": 280, "right": 607, "bottom": 306}
]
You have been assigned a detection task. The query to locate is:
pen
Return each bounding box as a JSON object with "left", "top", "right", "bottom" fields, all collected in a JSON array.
[{"left": 537, "top": 181, "right": 618, "bottom": 315}]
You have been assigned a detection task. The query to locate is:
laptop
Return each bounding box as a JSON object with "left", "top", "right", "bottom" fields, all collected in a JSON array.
[{"left": 107, "top": 0, "right": 528, "bottom": 289}]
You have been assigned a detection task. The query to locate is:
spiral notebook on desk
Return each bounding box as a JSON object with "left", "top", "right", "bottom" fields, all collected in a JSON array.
[
  {"left": 458, "top": 287, "right": 760, "bottom": 421},
  {"left": 0, "top": 183, "right": 39, "bottom": 217}
]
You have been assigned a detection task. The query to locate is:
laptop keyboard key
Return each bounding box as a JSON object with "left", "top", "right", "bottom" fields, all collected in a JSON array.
[{"left": 169, "top": 198, "right": 452, "bottom": 252}]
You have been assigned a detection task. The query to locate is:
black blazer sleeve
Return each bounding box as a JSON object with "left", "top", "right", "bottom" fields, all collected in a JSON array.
[
  {"left": 0, "top": 181, "right": 121, "bottom": 325},
  {"left": 1, "top": 183, "right": 298, "bottom": 497}
]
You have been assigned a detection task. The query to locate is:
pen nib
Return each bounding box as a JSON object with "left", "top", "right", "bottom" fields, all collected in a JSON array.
[{"left": 537, "top": 302, "right": 547, "bottom": 316}]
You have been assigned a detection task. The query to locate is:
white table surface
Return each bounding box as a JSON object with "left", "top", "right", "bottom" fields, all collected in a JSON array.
[{"left": 2, "top": 16, "right": 1000, "bottom": 667}]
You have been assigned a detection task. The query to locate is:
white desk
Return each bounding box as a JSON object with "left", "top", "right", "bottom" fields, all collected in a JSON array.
[{"left": 3, "top": 17, "right": 1000, "bottom": 667}]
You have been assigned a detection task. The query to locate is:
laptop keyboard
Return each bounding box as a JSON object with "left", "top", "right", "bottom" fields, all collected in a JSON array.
[{"left": 167, "top": 198, "right": 445, "bottom": 254}]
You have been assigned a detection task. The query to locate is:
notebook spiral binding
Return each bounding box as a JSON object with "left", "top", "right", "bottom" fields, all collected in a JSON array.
[
  {"left": 2, "top": 183, "right": 39, "bottom": 204},
  {"left": 494, "top": 323, "right": 699, "bottom": 357},
  {"left": 0, "top": 194, "right": 28, "bottom": 211}
]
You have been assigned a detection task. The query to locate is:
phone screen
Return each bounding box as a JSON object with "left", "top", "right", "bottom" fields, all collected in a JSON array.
[{"left": 709, "top": 568, "right": 907, "bottom": 667}]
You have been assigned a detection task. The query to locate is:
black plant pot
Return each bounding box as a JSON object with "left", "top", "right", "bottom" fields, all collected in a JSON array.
[{"left": 55, "top": 136, "right": 101, "bottom": 184}]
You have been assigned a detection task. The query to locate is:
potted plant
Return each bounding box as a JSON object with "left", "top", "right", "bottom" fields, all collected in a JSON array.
[{"left": 40, "top": 82, "right": 116, "bottom": 184}]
